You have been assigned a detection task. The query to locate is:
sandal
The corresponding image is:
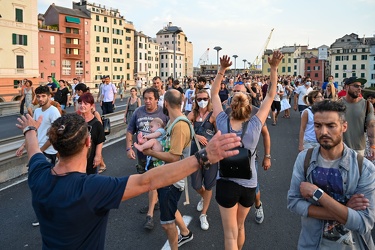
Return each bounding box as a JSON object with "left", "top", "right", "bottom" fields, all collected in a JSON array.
[{"left": 272, "top": 122, "right": 276, "bottom": 126}]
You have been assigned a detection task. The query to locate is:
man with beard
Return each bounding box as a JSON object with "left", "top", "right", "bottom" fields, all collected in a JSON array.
[
  {"left": 341, "top": 77, "right": 375, "bottom": 158},
  {"left": 287, "top": 100, "right": 375, "bottom": 249}
]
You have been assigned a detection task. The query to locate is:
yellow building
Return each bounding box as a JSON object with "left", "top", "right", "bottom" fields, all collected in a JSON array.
[
  {"left": 73, "top": 1, "right": 135, "bottom": 86},
  {"left": 0, "top": 0, "right": 39, "bottom": 102}
]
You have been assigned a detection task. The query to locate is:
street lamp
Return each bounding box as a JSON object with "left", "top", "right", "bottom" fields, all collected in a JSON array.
[
  {"left": 167, "top": 25, "right": 183, "bottom": 80},
  {"left": 243, "top": 59, "right": 247, "bottom": 73},
  {"left": 214, "top": 46, "right": 222, "bottom": 72},
  {"left": 232, "top": 55, "right": 238, "bottom": 77}
]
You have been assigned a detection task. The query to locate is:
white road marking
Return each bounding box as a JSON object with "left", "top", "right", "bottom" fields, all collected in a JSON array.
[{"left": 161, "top": 215, "right": 193, "bottom": 250}]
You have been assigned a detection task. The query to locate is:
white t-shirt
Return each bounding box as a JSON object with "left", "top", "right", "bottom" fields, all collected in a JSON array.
[
  {"left": 296, "top": 85, "right": 313, "bottom": 105},
  {"left": 33, "top": 105, "right": 61, "bottom": 154},
  {"left": 273, "top": 83, "right": 283, "bottom": 101},
  {"left": 136, "top": 80, "right": 143, "bottom": 88}
]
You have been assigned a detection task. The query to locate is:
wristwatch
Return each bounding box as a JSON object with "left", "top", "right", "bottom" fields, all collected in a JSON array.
[
  {"left": 23, "top": 126, "right": 37, "bottom": 136},
  {"left": 194, "top": 148, "right": 211, "bottom": 170},
  {"left": 312, "top": 188, "right": 324, "bottom": 201},
  {"left": 264, "top": 154, "right": 271, "bottom": 159}
]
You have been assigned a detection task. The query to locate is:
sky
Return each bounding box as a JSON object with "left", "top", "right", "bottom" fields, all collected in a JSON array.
[{"left": 38, "top": 0, "right": 375, "bottom": 68}]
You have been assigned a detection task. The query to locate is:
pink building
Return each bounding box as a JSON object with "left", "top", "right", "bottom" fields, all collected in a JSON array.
[{"left": 305, "top": 54, "right": 326, "bottom": 84}]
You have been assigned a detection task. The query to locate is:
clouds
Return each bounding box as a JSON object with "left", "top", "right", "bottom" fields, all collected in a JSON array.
[{"left": 38, "top": 0, "right": 374, "bottom": 67}]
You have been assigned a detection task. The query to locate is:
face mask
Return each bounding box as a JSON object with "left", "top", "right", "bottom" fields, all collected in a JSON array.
[
  {"left": 306, "top": 81, "right": 311, "bottom": 86},
  {"left": 198, "top": 100, "right": 208, "bottom": 108}
]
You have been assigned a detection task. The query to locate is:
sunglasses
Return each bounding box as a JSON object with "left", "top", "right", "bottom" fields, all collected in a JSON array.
[
  {"left": 350, "top": 84, "right": 362, "bottom": 89},
  {"left": 196, "top": 98, "right": 209, "bottom": 102}
]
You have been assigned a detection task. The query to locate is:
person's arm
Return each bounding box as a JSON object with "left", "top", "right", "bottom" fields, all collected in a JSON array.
[
  {"left": 126, "top": 131, "right": 136, "bottom": 160},
  {"left": 261, "top": 125, "right": 271, "bottom": 170},
  {"left": 93, "top": 143, "right": 103, "bottom": 167},
  {"left": 366, "top": 104, "right": 375, "bottom": 160},
  {"left": 137, "top": 97, "right": 141, "bottom": 107},
  {"left": 255, "top": 51, "right": 283, "bottom": 124},
  {"left": 294, "top": 91, "right": 299, "bottom": 111},
  {"left": 211, "top": 55, "right": 232, "bottom": 118},
  {"left": 40, "top": 140, "right": 52, "bottom": 153},
  {"left": 143, "top": 131, "right": 162, "bottom": 140},
  {"left": 122, "top": 131, "right": 241, "bottom": 201},
  {"left": 298, "top": 110, "right": 308, "bottom": 152},
  {"left": 15, "top": 114, "right": 42, "bottom": 161}
]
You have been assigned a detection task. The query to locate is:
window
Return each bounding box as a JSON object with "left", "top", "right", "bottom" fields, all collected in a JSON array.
[
  {"left": 127, "top": 63, "right": 130, "bottom": 69},
  {"left": 96, "top": 36, "right": 100, "bottom": 42},
  {"left": 96, "top": 15, "right": 99, "bottom": 21},
  {"left": 51, "top": 60, "right": 56, "bottom": 66},
  {"left": 335, "top": 73, "right": 338, "bottom": 78},
  {"left": 352, "top": 65, "right": 356, "bottom": 70},
  {"left": 66, "top": 28, "right": 71, "bottom": 33},
  {"left": 15, "top": 8, "right": 23, "bottom": 22},
  {"left": 288, "top": 58, "right": 291, "bottom": 63},
  {"left": 103, "top": 37, "right": 109, "bottom": 43},
  {"left": 361, "top": 55, "right": 368, "bottom": 60},
  {"left": 335, "top": 56, "right": 341, "bottom": 61},
  {"left": 16, "top": 55, "right": 24, "bottom": 71},
  {"left": 95, "top": 57, "right": 100, "bottom": 62},
  {"left": 119, "top": 49, "right": 122, "bottom": 55},
  {"left": 343, "top": 73, "right": 347, "bottom": 78},
  {"left": 139, "top": 53, "right": 142, "bottom": 60},
  {"left": 104, "top": 17, "right": 107, "bottom": 23},
  {"left": 50, "top": 36, "right": 55, "bottom": 45},
  {"left": 12, "top": 34, "right": 27, "bottom": 45},
  {"left": 76, "top": 61, "right": 83, "bottom": 75},
  {"left": 361, "top": 64, "right": 365, "bottom": 70},
  {"left": 127, "top": 73, "right": 130, "bottom": 80},
  {"left": 288, "top": 67, "right": 291, "bottom": 72},
  {"left": 105, "top": 66, "right": 108, "bottom": 71},
  {"left": 335, "top": 65, "right": 339, "bottom": 70},
  {"left": 62, "top": 60, "right": 71, "bottom": 75},
  {"left": 161, "top": 63, "right": 164, "bottom": 68},
  {"left": 307, "top": 60, "right": 310, "bottom": 64},
  {"left": 114, "top": 67, "right": 117, "bottom": 71},
  {"left": 353, "top": 55, "right": 357, "bottom": 60},
  {"left": 126, "top": 36, "right": 131, "bottom": 41},
  {"left": 104, "top": 48, "right": 108, "bottom": 53},
  {"left": 307, "top": 66, "right": 311, "bottom": 71},
  {"left": 127, "top": 53, "right": 130, "bottom": 58},
  {"left": 73, "top": 28, "right": 79, "bottom": 34},
  {"left": 51, "top": 48, "right": 55, "bottom": 54},
  {"left": 96, "top": 47, "right": 100, "bottom": 53},
  {"left": 314, "top": 73, "right": 318, "bottom": 77},
  {"left": 361, "top": 73, "right": 365, "bottom": 78},
  {"left": 282, "top": 67, "right": 285, "bottom": 73},
  {"left": 114, "top": 48, "right": 117, "bottom": 54},
  {"left": 315, "top": 60, "right": 318, "bottom": 63}
]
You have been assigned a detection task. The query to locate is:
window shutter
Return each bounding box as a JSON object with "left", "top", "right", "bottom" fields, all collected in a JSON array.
[
  {"left": 23, "top": 35, "right": 27, "bottom": 46},
  {"left": 12, "top": 33, "right": 17, "bottom": 44}
]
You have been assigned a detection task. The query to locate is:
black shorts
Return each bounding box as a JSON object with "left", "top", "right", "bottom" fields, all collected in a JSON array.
[
  {"left": 215, "top": 179, "right": 256, "bottom": 208},
  {"left": 271, "top": 100, "right": 281, "bottom": 112}
]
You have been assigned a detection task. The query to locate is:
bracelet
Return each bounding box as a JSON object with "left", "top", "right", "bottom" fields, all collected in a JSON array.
[
  {"left": 23, "top": 126, "right": 37, "bottom": 136},
  {"left": 194, "top": 148, "right": 211, "bottom": 170},
  {"left": 264, "top": 154, "right": 271, "bottom": 159},
  {"left": 217, "top": 72, "right": 224, "bottom": 76},
  {"left": 126, "top": 147, "right": 132, "bottom": 152}
]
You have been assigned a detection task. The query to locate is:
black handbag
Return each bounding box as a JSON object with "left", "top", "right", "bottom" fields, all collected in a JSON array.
[
  {"left": 102, "top": 116, "right": 111, "bottom": 135},
  {"left": 219, "top": 119, "right": 255, "bottom": 179},
  {"left": 191, "top": 112, "right": 215, "bottom": 155}
]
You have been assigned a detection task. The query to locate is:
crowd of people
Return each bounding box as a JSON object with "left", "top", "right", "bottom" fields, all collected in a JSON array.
[{"left": 14, "top": 49, "right": 375, "bottom": 249}]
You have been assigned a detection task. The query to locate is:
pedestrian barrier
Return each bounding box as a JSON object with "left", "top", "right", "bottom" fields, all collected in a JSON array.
[
  {"left": 0, "top": 111, "right": 126, "bottom": 184},
  {"left": 0, "top": 102, "right": 20, "bottom": 116}
]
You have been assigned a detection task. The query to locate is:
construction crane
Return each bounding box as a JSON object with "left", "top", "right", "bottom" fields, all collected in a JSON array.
[
  {"left": 251, "top": 28, "right": 274, "bottom": 70},
  {"left": 196, "top": 48, "right": 209, "bottom": 67}
]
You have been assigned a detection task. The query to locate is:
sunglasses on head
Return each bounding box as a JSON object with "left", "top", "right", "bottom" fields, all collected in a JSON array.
[{"left": 196, "top": 98, "right": 209, "bottom": 102}]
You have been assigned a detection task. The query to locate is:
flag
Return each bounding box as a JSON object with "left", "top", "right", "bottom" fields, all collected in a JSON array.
[{"left": 52, "top": 76, "right": 60, "bottom": 88}]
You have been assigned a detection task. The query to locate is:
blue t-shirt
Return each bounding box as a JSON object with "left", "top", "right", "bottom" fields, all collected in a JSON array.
[
  {"left": 216, "top": 111, "right": 262, "bottom": 188},
  {"left": 28, "top": 153, "right": 128, "bottom": 249}
]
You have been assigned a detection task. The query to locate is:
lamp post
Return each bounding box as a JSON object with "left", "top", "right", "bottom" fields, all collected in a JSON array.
[
  {"left": 233, "top": 55, "right": 238, "bottom": 77},
  {"left": 167, "top": 25, "right": 183, "bottom": 80},
  {"left": 214, "top": 46, "right": 222, "bottom": 73},
  {"left": 243, "top": 59, "right": 247, "bottom": 73}
]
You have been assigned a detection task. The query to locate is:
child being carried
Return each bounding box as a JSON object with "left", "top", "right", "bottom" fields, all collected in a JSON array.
[{"left": 134, "top": 117, "right": 165, "bottom": 152}]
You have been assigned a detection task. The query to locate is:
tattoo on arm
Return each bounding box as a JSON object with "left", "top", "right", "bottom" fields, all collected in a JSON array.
[{"left": 267, "top": 82, "right": 273, "bottom": 94}]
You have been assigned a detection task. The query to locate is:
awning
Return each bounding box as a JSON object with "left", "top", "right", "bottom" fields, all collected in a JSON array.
[{"left": 65, "top": 16, "right": 80, "bottom": 24}]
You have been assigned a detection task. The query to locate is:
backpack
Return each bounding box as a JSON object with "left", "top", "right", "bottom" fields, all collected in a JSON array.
[
  {"left": 303, "top": 147, "right": 364, "bottom": 179},
  {"left": 163, "top": 116, "right": 194, "bottom": 153}
]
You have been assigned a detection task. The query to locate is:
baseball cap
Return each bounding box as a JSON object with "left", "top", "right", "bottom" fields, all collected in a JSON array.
[{"left": 344, "top": 76, "right": 367, "bottom": 85}]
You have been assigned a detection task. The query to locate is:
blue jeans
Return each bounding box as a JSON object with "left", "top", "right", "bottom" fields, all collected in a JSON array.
[{"left": 157, "top": 185, "right": 182, "bottom": 224}]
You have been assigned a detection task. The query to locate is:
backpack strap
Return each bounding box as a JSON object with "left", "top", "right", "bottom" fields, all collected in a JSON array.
[
  {"left": 364, "top": 99, "right": 370, "bottom": 132},
  {"left": 303, "top": 148, "right": 314, "bottom": 179},
  {"left": 166, "top": 116, "right": 194, "bottom": 140}
]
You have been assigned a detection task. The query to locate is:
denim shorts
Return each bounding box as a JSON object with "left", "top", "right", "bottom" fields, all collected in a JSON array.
[
  {"left": 215, "top": 179, "right": 256, "bottom": 208},
  {"left": 157, "top": 185, "right": 182, "bottom": 224},
  {"left": 190, "top": 163, "right": 218, "bottom": 191}
]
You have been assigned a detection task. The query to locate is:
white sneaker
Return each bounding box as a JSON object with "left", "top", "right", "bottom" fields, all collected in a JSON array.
[
  {"left": 199, "top": 214, "right": 209, "bottom": 230},
  {"left": 255, "top": 202, "right": 264, "bottom": 224},
  {"left": 196, "top": 198, "right": 204, "bottom": 212}
]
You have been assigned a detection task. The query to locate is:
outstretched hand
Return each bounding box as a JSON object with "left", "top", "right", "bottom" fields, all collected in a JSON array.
[
  {"left": 205, "top": 130, "right": 241, "bottom": 164},
  {"left": 268, "top": 50, "right": 283, "bottom": 68},
  {"left": 16, "top": 114, "right": 42, "bottom": 131},
  {"left": 220, "top": 55, "right": 232, "bottom": 70}
]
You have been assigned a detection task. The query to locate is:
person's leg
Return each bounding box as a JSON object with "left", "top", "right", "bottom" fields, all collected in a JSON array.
[
  {"left": 20, "top": 98, "right": 25, "bottom": 115},
  {"left": 162, "top": 222, "right": 178, "bottom": 250},
  {"left": 134, "top": 139, "right": 156, "bottom": 152},
  {"left": 236, "top": 205, "right": 251, "bottom": 249},
  {"left": 218, "top": 204, "right": 240, "bottom": 250}
]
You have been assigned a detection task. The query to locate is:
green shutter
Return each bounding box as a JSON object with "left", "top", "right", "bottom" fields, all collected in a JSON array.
[
  {"left": 23, "top": 35, "right": 27, "bottom": 46},
  {"left": 15, "top": 9, "right": 23, "bottom": 22},
  {"left": 12, "top": 33, "right": 17, "bottom": 44},
  {"left": 65, "top": 16, "right": 80, "bottom": 24}
]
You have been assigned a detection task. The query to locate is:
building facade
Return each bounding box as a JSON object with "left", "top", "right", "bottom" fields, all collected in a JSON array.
[{"left": 0, "top": 0, "right": 39, "bottom": 102}]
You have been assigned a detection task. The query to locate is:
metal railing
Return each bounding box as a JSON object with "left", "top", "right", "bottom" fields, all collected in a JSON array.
[{"left": 0, "top": 111, "right": 126, "bottom": 184}]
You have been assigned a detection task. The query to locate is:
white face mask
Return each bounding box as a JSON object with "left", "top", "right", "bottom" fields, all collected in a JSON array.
[
  {"left": 198, "top": 100, "right": 208, "bottom": 108},
  {"left": 306, "top": 81, "right": 311, "bottom": 86}
]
